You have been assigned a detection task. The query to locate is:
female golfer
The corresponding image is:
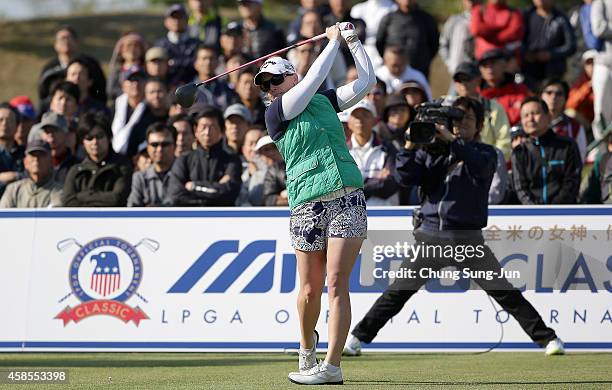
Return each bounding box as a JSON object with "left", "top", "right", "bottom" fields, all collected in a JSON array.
[{"left": 254, "top": 23, "right": 375, "bottom": 385}]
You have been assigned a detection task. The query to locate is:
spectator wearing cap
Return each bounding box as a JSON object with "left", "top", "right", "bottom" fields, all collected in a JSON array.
[
  {"left": 375, "top": 46, "right": 432, "bottom": 100},
  {"left": 323, "top": 0, "right": 366, "bottom": 67},
  {"left": 376, "top": 93, "right": 414, "bottom": 152},
  {"left": 540, "top": 79, "right": 587, "bottom": 162},
  {"left": 193, "top": 44, "right": 239, "bottom": 110},
  {"left": 567, "top": 50, "right": 596, "bottom": 128},
  {"left": 219, "top": 22, "right": 247, "bottom": 69},
  {"left": 259, "top": 136, "right": 288, "bottom": 206},
  {"left": 34, "top": 112, "right": 80, "bottom": 185},
  {"left": 478, "top": 48, "right": 532, "bottom": 125},
  {"left": 522, "top": 0, "right": 576, "bottom": 90},
  {"left": 439, "top": 0, "right": 477, "bottom": 85},
  {"left": 187, "top": 0, "right": 223, "bottom": 50},
  {"left": 63, "top": 112, "right": 133, "bottom": 207},
  {"left": 165, "top": 107, "right": 242, "bottom": 206},
  {"left": 66, "top": 57, "right": 109, "bottom": 116},
  {"left": 350, "top": 0, "right": 397, "bottom": 68},
  {"left": 169, "top": 113, "right": 196, "bottom": 156},
  {"left": 155, "top": 4, "right": 202, "bottom": 86},
  {"left": 38, "top": 25, "right": 106, "bottom": 105},
  {"left": 234, "top": 68, "right": 266, "bottom": 126},
  {"left": 0, "top": 140, "right": 63, "bottom": 208},
  {"left": 128, "top": 123, "right": 176, "bottom": 207},
  {"left": 9, "top": 96, "right": 36, "bottom": 148},
  {"left": 111, "top": 66, "right": 156, "bottom": 157},
  {"left": 144, "top": 77, "right": 170, "bottom": 124},
  {"left": 398, "top": 81, "right": 429, "bottom": 108},
  {"left": 236, "top": 127, "right": 265, "bottom": 206},
  {"left": 469, "top": 0, "right": 524, "bottom": 63},
  {"left": 237, "top": 0, "right": 287, "bottom": 59},
  {"left": 223, "top": 104, "right": 252, "bottom": 154},
  {"left": 591, "top": 0, "right": 612, "bottom": 144},
  {"left": 0, "top": 103, "right": 25, "bottom": 197},
  {"left": 145, "top": 47, "right": 171, "bottom": 89},
  {"left": 345, "top": 99, "right": 399, "bottom": 206},
  {"left": 511, "top": 97, "right": 581, "bottom": 205},
  {"left": 376, "top": 0, "right": 439, "bottom": 78},
  {"left": 107, "top": 32, "right": 147, "bottom": 101},
  {"left": 451, "top": 61, "right": 511, "bottom": 161}
]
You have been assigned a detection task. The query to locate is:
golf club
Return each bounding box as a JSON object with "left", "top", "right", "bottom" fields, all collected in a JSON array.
[{"left": 175, "top": 32, "right": 328, "bottom": 108}]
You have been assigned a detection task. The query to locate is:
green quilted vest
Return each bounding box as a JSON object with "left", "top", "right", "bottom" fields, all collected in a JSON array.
[{"left": 273, "top": 94, "right": 364, "bottom": 209}]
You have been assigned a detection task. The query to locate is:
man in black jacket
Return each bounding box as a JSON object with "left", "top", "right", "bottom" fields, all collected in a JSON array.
[
  {"left": 375, "top": 0, "right": 439, "bottom": 78},
  {"left": 511, "top": 97, "right": 582, "bottom": 204},
  {"left": 165, "top": 107, "right": 242, "bottom": 206},
  {"left": 237, "top": 0, "right": 287, "bottom": 59},
  {"left": 62, "top": 112, "right": 132, "bottom": 207},
  {"left": 344, "top": 97, "right": 565, "bottom": 356}
]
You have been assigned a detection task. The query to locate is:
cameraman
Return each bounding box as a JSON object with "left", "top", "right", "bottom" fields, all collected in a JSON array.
[{"left": 343, "top": 97, "right": 564, "bottom": 356}]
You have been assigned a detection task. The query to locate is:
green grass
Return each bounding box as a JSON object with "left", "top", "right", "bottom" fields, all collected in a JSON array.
[{"left": 0, "top": 352, "right": 611, "bottom": 389}]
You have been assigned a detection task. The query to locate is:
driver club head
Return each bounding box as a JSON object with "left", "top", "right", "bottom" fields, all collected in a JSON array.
[{"left": 175, "top": 83, "right": 199, "bottom": 108}]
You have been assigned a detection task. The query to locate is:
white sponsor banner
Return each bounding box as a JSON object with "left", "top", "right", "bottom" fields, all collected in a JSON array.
[{"left": 1, "top": 206, "right": 610, "bottom": 352}]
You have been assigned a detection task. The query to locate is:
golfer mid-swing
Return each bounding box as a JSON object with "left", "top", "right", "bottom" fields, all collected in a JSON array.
[{"left": 254, "top": 23, "right": 375, "bottom": 385}]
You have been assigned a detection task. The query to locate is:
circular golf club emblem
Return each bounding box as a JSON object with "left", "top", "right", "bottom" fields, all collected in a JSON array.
[{"left": 69, "top": 237, "right": 142, "bottom": 303}]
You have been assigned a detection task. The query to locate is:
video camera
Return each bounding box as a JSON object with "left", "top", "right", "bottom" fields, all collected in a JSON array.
[{"left": 405, "top": 100, "right": 465, "bottom": 145}]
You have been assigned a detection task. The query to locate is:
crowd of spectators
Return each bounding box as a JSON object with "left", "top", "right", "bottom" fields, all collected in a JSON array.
[{"left": 1, "top": 0, "right": 611, "bottom": 208}]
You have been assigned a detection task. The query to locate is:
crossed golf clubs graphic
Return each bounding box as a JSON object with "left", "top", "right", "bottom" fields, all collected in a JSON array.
[{"left": 56, "top": 237, "right": 159, "bottom": 304}]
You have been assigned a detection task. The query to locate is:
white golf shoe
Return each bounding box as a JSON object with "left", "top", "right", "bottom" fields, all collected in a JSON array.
[
  {"left": 298, "top": 330, "right": 320, "bottom": 372},
  {"left": 342, "top": 336, "right": 362, "bottom": 356},
  {"left": 545, "top": 338, "right": 565, "bottom": 356},
  {"left": 288, "top": 362, "right": 343, "bottom": 385}
]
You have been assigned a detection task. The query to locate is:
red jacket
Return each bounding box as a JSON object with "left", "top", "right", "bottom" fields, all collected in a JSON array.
[
  {"left": 480, "top": 76, "right": 531, "bottom": 125},
  {"left": 567, "top": 73, "right": 594, "bottom": 124},
  {"left": 470, "top": 3, "right": 524, "bottom": 60}
]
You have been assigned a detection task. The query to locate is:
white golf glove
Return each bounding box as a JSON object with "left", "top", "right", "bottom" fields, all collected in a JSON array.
[{"left": 338, "top": 22, "right": 358, "bottom": 44}]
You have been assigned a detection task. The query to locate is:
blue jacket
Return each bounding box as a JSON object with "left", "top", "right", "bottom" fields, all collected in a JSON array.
[{"left": 394, "top": 140, "right": 497, "bottom": 231}]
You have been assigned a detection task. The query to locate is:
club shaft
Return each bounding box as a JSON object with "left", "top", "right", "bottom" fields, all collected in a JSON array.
[{"left": 197, "top": 32, "right": 327, "bottom": 86}]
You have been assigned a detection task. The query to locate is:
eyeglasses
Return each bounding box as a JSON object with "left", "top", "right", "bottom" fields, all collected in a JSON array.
[
  {"left": 149, "top": 141, "right": 173, "bottom": 148},
  {"left": 543, "top": 89, "right": 564, "bottom": 97},
  {"left": 261, "top": 74, "right": 286, "bottom": 92},
  {"left": 83, "top": 132, "right": 106, "bottom": 141}
]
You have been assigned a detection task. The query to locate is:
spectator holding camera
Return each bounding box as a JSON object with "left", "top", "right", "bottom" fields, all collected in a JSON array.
[
  {"left": 345, "top": 96, "right": 565, "bottom": 357},
  {"left": 511, "top": 97, "right": 582, "bottom": 204}
]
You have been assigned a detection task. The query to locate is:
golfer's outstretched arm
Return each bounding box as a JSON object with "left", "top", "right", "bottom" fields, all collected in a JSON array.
[
  {"left": 281, "top": 28, "right": 341, "bottom": 120},
  {"left": 335, "top": 36, "right": 376, "bottom": 110}
]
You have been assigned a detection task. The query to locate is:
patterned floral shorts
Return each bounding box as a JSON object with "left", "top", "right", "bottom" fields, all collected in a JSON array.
[{"left": 289, "top": 189, "right": 368, "bottom": 252}]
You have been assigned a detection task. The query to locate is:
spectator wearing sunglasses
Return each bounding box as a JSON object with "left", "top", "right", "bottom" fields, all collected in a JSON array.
[
  {"left": 62, "top": 112, "right": 133, "bottom": 207},
  {"left": 540, "top": 78, "right": 587, "bottom": 162},
  {"left": 128, "top": 123, "right": 177, "bottom": 207}
]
